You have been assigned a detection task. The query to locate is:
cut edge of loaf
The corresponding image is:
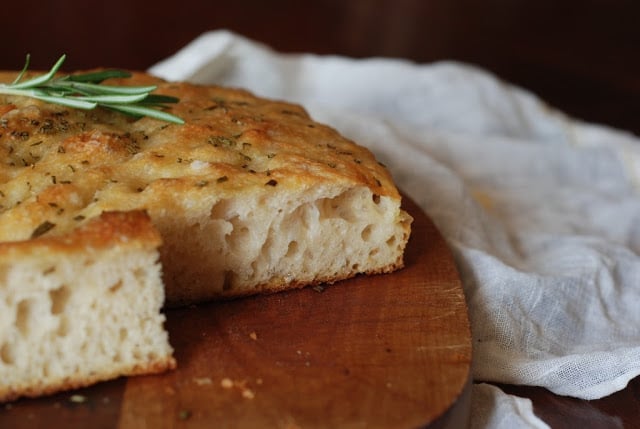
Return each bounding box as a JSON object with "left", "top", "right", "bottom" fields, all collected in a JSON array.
[
  {"left": 159, "top": 185, "right": 413, "bottom": 306},
  {"left": 0, "top": 211, "right": 176, "bottom": 402}
]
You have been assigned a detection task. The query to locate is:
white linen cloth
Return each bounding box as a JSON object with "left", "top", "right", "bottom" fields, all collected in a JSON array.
[{"left": 150, "top": 30, "right": 640, "bottom": 427}]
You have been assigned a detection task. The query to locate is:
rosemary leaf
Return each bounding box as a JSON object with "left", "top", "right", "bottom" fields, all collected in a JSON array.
[
  {"left": 11, "top": 53, "right": 31, "bottom": 85},
  {"left": 66, "top": 69, "right": 132, "bottom": 83},
  {"left": 0, "top": 54, "right": 184, "bottom": 124},
  {"left": 33, "top": 95, "right": 97, "bottom": 109},
  {"left": 10, "top": 54, "right": 66, "bottom": 90},
  {"left": 103, "top": 103, "right": 184, "bottom": 124},
  {"left": 52, "top": 81, "right": 159, "bottom": 95},
  {"left": 142, "top": 94, "right": 181, "bottom": 105},
  {"left": 76, "top": 93, "right": 149, "bottom": 104}
]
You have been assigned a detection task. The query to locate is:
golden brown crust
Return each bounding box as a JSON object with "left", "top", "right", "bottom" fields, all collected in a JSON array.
[
  {"left": 0, "top": 71, "right": 399, "bottom": 242},
  {"left": 0, "top": 210, "right": 161, "bottom": 256},
  {"left": 0, "top": 357, "right": 176, "bottom": 403},
  {"left": 0, "top": 70, "right": 410, "bottom": 307}
]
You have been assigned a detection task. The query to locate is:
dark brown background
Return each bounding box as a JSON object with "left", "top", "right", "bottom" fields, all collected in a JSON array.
[
  {"left": 1, "top": 0, "right": 639, "bottom": 135},
  {"left": 2, "top": 0, "right": 639, "bottom": 426}
]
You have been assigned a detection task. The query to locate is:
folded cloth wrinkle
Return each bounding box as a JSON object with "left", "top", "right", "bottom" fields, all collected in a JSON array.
[
  {"left": 151, "top": 30, "right": 640, "bottom": 426},
  {"left": 471, "top": 383, "right": 552, "bottom": 429}
]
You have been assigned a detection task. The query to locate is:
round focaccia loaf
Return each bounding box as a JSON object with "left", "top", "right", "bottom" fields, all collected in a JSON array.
[{"left": 0, "top": 71, "right": 412, "bottom": 306}]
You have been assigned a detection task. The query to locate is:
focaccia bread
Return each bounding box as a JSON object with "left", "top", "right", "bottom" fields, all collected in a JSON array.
[
  {"left": 0, "top": 72, "right": 412, "bottom": 306},
  {"left": 0, "top": 210, "right": 176, "bottom": 402}
]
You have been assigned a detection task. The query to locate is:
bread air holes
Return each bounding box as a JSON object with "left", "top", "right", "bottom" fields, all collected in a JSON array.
[
  {"left": 224, "top": 217, "right": 252, "bottom": 252},
  {"left": 16, "top": 299, "right": 34, "bottom": 336},
  {"left": 286, "top": 240, "right": 299, "bottom": 258},
  {"left": 316, "top": 193, "right": 358, "bottom": 222},
  {"left": 210, "top": 198, "right": 231, "bottom": 219},
  {"left": 0, "top": 342, "right": 15, "bottom": 365},
  {"left": 50, "top": 284, "right": 70, "bottom": 314},
  {"left": 361, "top": 224, "right": 373, "bottom": 242},
  {"left": 109, "top": 280, "right": 123, "bottom": 293},
  {"left": 56, "top": 316, "right": 70, "bottom": 337}
]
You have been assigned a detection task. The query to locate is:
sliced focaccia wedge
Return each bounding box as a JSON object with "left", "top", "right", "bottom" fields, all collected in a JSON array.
[{"left": 0, "top": 211, "right": 175, "bottom": 402}]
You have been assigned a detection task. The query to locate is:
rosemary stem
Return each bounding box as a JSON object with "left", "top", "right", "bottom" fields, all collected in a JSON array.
[{"left": 0, "top": 54, "right": 184, "bottom": 124}]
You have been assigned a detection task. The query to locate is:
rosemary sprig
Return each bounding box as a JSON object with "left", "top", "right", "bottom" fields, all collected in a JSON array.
[{"left": 0, "top": 54, "right": 184, "bottom": 124}]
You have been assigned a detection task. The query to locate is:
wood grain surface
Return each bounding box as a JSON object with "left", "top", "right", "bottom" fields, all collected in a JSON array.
[{"left": 0, "top": 196, "right": 472, "bottom": 428}]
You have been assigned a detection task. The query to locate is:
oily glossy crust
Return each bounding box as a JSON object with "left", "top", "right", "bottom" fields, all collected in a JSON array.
[{"left": 0, "top": 71, "right": 401, "bottom": 243}]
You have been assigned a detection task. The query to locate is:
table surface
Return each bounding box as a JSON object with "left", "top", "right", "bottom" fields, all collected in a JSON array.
[{"left": 2, "top": 1, "right": 639, "bottom": 427}]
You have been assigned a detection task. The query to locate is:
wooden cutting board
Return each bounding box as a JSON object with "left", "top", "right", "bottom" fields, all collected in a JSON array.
[{"left": 0, "top": 195, "right": 472, "bottom": 429}]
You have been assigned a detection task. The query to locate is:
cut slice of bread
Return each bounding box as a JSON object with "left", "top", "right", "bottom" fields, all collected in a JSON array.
[
  {"left": 0, "top": 72, "right": 412, "bottom": 306},
  {"left": 0, "top": 211, "right": 176, "bottom": 402}
]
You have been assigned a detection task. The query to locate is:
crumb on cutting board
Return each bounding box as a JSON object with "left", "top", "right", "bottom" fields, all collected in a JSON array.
[{"left": 220, "top": 377, "right": 256, "bottom": 399}]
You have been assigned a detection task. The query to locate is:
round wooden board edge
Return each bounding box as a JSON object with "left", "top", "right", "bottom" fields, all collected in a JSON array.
[{"left": 402, "top": 193, "right": 473, "bottom": 428}]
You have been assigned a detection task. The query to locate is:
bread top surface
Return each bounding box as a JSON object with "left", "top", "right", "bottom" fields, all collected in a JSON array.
[
  {"left": 0, "top": 71, "right": 400, "bottom": 242},
  {"left": 0, "top": 210, "right": 161, "bottom": 258}
]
